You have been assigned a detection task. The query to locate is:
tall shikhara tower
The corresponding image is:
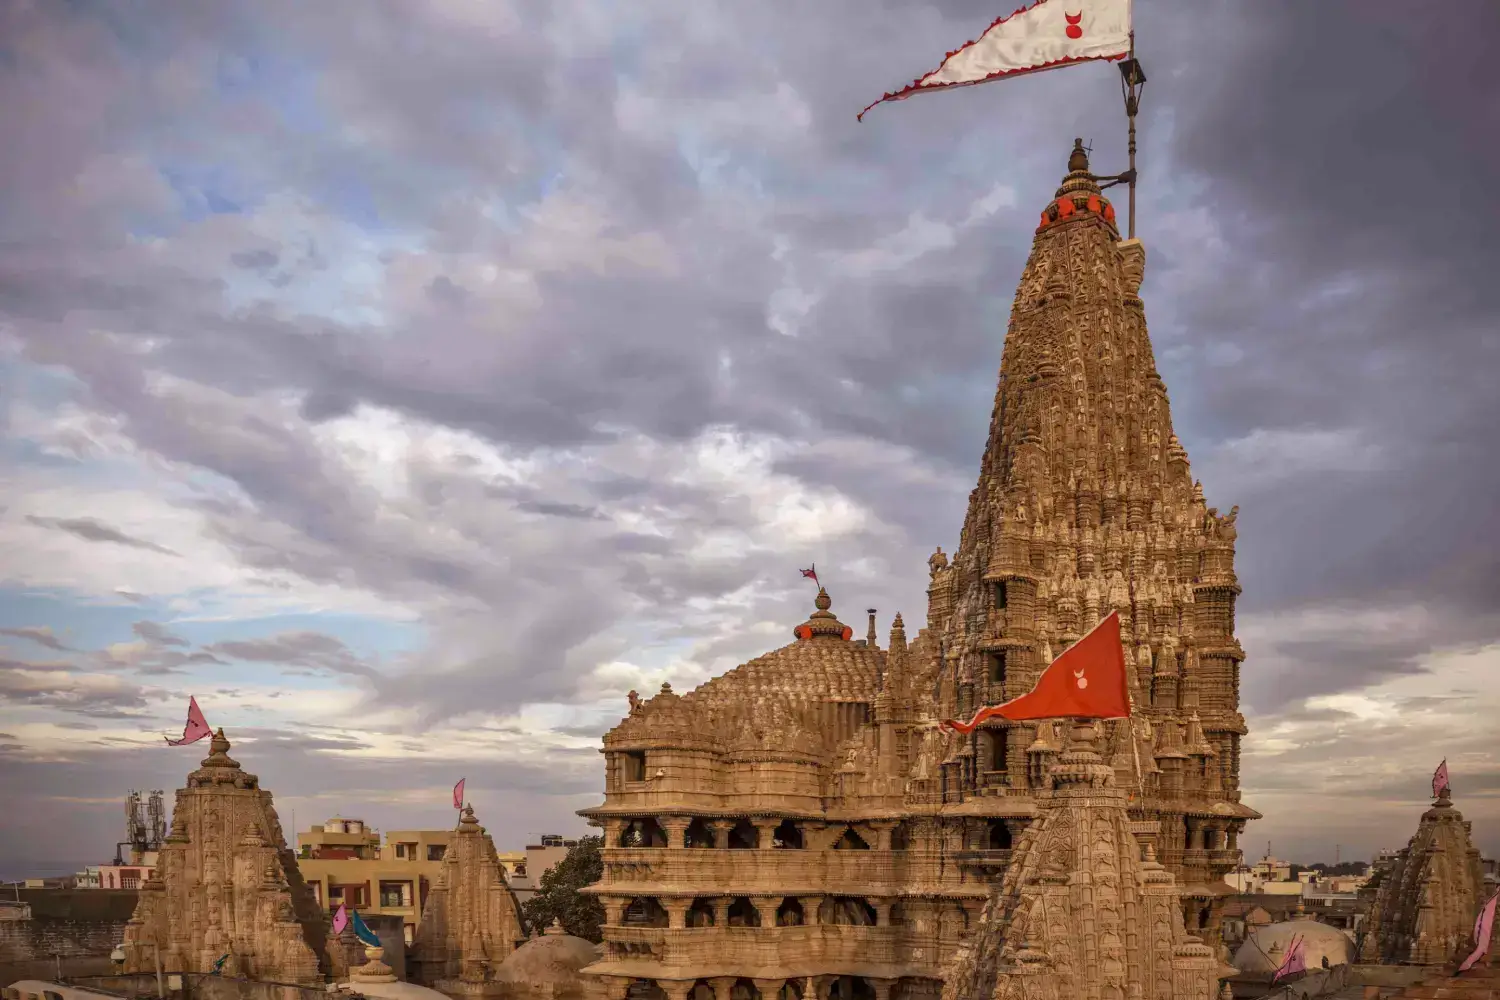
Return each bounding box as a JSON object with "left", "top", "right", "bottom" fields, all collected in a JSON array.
[
  {"left": 925, "top": 139, "right": 1258, "bottom": 935},
  {"left": 579, "top": 142, "right": 1252, "bottom": 1000}
]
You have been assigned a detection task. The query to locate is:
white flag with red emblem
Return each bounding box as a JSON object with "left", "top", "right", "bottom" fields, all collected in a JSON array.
[{"left": 860, "top": 0, "right": 1133, "bottom": 120}]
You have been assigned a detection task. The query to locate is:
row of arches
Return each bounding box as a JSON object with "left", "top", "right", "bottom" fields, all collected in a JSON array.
[
  {"left": 625, "top": 977, "right": 888, "bottom": 1000},
  {"left": 615, "top": 816, "right": 1019, "bottom": 852},
  {"left": 620, "top": 895, "right": 881, "bottom": 928}
]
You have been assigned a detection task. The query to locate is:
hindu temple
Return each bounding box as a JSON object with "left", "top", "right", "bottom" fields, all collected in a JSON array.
[{"left": 576, "top": 139, "right": 1257, "bottom": 1000}]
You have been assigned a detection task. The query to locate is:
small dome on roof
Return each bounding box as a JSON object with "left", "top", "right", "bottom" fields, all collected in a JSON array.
[
  {"left": 1232, "top": 918, "right": 1354, "bottom": 976},
  {"left": 494, "top": 923, "right": 600, "bottom": 985}
]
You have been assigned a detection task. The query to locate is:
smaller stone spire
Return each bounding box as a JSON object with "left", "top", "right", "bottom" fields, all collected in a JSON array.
[{"left": 545, "top": 918, "right": 566, "bottom": 936}]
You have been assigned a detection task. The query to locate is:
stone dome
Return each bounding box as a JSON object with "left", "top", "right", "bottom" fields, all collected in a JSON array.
[
  {"left": 1232, "top": 918, "right": 1355, "bottom": 976},
  {"left": 494, "top": 925, "right": 601, "bottom": 985}
]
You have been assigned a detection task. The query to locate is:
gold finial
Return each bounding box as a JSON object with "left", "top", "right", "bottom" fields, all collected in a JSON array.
[{"left": 815, "top": 587, "right": 831, "bottom": 612}]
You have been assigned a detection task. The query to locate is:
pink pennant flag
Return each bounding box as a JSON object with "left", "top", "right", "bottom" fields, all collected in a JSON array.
[
  {"left": 1433, "top": 759, "right": 1451, "bottom": 798},
  {"left": 453, "top": 778, "right": 466, "bottom": 810},
  {"left": 1458, "top": 890, "right": 1499, "bottom": 974},
  {"left": 332, "top": 902, "right": 349, "bottom": 936},
  {"left": 165, "top": 696, "right": 211, "bottom": 746},
  {"left": 1273, "top": 934, "right": 1307, "bottom": 983}
]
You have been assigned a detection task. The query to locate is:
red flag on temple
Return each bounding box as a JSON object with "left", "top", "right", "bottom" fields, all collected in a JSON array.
[
  {"left": 1433, "top": 759, "right": 1450, "bottom": 798},
  {"left": 165, "top": 696, "right": 211, "bottom": 746},
  {"left": 331, "top": 903, "right": 349, "bottom": 937},
  {"left": 453, "top": 778, "right": 466, "bottom": 810},
  {"left": 1459, "top": 889, "right": 1499, "bottom": 974},
  {"left": 800, "top": 565, "right": 819, "bottom": 585},
  {"left": 943, "top": 612, "right": 1131, "bottom": 732}
]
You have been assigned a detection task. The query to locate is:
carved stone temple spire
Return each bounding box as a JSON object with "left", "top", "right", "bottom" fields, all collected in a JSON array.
[
  {"left": 940, "top": 723, "right": 1223, "bottom": 1000},
  {"left": 1360, "top": 784, "right": 1486, "bottom": 965},
  {"left": 121, "top": 729, "right": 332, "bottom": 984},
  {"left": 925, "top": 139, "right": 1259, "bottom": 950},
  {"left": 410, "top": 803, "right": 525, "bottom": 991}
]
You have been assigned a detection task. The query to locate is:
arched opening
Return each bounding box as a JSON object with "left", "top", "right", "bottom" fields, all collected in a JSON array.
[
  {"left": 890, "top": 822, "right": 913, "bottom": 851},
  {"left": 831, "top": 826, "right": 870, "bottom": 850},
  {"left": 819, "top": 897, "right": 877, "bottom": 926},
  {"left": 987, "top": 820, "right": 1012, "bottom": 850},
  {"left": 889, "top": 901, "right": 909, "bottom": 927},
  {"left": 686, "top": 899, "right": 716, "bottom": 928},
  {"left": 1204, "top": 828, "right": 1218, "bottom": 851},
  {"left": 690, "top": 983, "right": 715, "bottom": 1000},
  {"left": 619, "top": 818, "right": 668, "bottom": 848},
  {"left": 772, "top": 819, "right": 804, "bottom": 849},
  {"left": 728, "top": 819, "right": 759, "bottom": 850},
  {"left": 622, "top": 897, "right": 670, "bottom": 928},
  {"left": 626, "top": 981, "right": 666, "bottom": 1000},
  {"left": 731, "top": 981, "right": 761, "bottom": 1000},
  {"left": 685, "top": 818, "right": 716, "bottom": 849},
  {"left": 776, "top": 897, "right": 805, "bottom": 926},
  {"left": 1198, "top": 905, "right": 1212, "bottom": 930},
  {"left": 827, "top": 978, "right": 875, "bottom": 1000},
  {"left": 727, "top": 897, "right": 762, "bottom": 927},
  {"left": 778, "top": 984, "right": 804, "bottom": 1000}
]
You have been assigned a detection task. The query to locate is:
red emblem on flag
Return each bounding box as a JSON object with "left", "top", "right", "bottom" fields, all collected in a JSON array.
[{"left": 1065, "top": 11, "right": 1083, "bottom": 39}]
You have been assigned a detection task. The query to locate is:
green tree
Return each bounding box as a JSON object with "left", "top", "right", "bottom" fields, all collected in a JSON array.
[{"left": 521, "top": 835, "right": 605, "bottom": 943}]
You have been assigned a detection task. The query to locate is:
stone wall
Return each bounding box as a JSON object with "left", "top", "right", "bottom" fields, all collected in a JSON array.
[
  {"left": 0, "top": 891, "right": 138, "bottom": 987},
  {"left": 53, "top": 972, "right": 330, "bottom": 1000}
]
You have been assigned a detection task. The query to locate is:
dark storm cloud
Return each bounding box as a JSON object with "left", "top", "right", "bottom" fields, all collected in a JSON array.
[
  {"left": 25, "top": 515, "right": 180, "bottom": 556},
  {"left": 0, "top": 0, "right": 1496, "bottom": 864}
]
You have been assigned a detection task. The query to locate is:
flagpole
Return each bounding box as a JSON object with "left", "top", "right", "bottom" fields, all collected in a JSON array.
[{"left": 1119, "top": 33, "right": 1146, "bottom": 241}]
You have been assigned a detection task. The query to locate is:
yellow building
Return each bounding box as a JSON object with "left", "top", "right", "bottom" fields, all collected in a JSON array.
[{"left": 296, "top": 817, "right": 456, "bottom": 945}]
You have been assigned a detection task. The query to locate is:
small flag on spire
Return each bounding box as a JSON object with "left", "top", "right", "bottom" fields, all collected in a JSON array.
[
  {"left": 859, "top": 0, "right": 1133, "bottom": 120},
  {"left": 453, "top": 778, "right": 466, "bottom": 810},
  {"left": 332, "top": 902, "right": 349, "bottom": 936},
  {"left": 350, "top": 909, "right": 382, "bottom": 948},
  {"left": 943, "top": 612, "right": 1130, "bottom": 731},
  {"left": 1272, "top": 934, "right": 1307, "bottom": 983},
  {"left": 1433, "top": 759, "right": 1450, "bottom": 799},
  {"left": 1459, "top": 889, "right": 1498, "bottom": 973},
  {"left": 800, "top": 565, "right": 819, "bottom": 585},
  {"left": 165, "top": 696, "right": 211, "bottom": 746}
]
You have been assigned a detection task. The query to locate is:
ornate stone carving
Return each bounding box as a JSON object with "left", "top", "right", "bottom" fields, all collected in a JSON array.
[
  {"left": 577, "top": 142, "right": 1250, "bottom": 1000},
  {"left": 122, "top": 730, "right": 330, "bottom": 984}
]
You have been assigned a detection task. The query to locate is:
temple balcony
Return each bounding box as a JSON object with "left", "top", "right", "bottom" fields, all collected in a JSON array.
[
  {"left": 592, "top": 924, "right": 946, "bottom": 980},
  {"left": 951, "top": 849, "right": 1012, "bottom": 874},
  {"left": 590, "top": 848, "right": 987, "bottom": 897}
]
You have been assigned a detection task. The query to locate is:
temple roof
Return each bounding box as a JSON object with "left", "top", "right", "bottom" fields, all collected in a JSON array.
[{"left": 604, "top": 588, "right": 883, "bottom": 755}]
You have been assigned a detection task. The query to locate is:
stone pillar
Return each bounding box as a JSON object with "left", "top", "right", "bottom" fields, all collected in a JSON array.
[
  {"left": 661, "top": 816, "right": 691, "bottom": 849},
  {"left": 600, "top": 977, "right": 632, "bottom": 1000},
  {"left": 661, "top": 981, "right": 695, "bottom": 1000},
  {"left": 600, "top": 896, "right": 627, "bottom": 927},
  {"left": 751, "top": 818, "right": 780, "bottom": 850},
  {"left": 713, "top": 897, "right": 732, "bottom": 927},
  {"left": 752, "top": 980, "right": 786, "bottom": 1000},
  {"left": 663, "top": 898, "right": 691, "bottom": 929},
  {"left": 710, "top": 977, "right": 738, "bottom": 1000},
  {"left": 871, "top": 898, "right": 894, "bottom": 926},
  {"left": 603, "top": 819, "right": 626, "bottom": 848},
  {"left": 868, "top": 822, "right": 897, "bottom": 852},
  {"left": 710, "top": 821, "right": 733, "bottom": 850},
  {"left": 871, "top": 980, "right": 896, "bottom": 1000},
  {"left": 799, "top": 896, "right": 823, "bottom": 926},
  {"left": 750, "top": 896, "right": 779, "bottom": 927}
]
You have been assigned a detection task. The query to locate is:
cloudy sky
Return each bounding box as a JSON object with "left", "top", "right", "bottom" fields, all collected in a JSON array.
[{"left": 1, "top": 0, "right": 1497, "bottom": 875}]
